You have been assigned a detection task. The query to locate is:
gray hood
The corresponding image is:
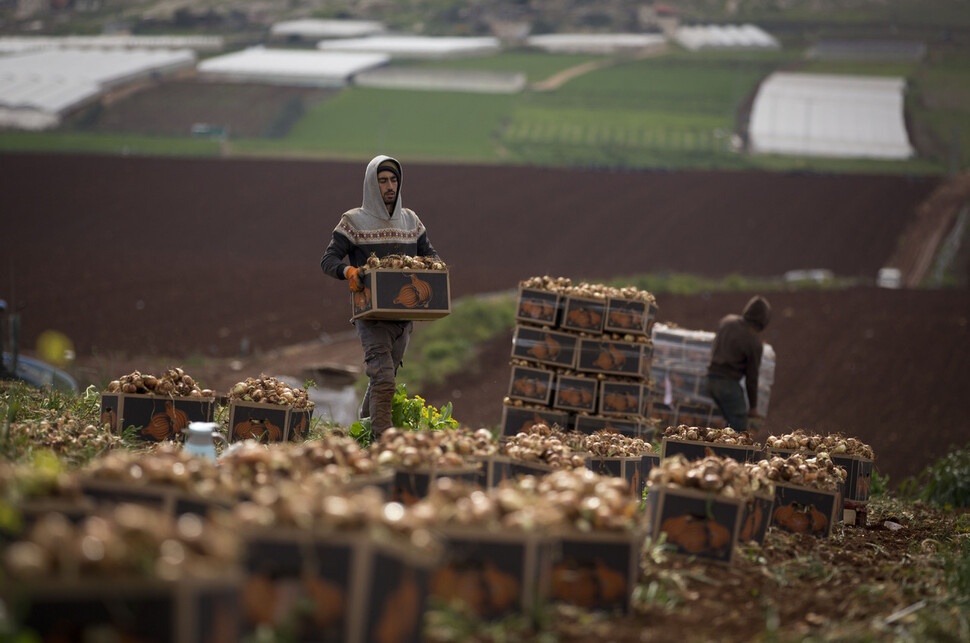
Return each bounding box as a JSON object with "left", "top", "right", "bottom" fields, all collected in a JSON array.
[{"left": 361, "top": 155, "right": 403, "bottom": 220}]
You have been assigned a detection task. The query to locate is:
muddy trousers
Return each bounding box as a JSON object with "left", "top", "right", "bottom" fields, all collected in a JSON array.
[{"left": 356, "top": 319, "right": 413, "bottom": 434}]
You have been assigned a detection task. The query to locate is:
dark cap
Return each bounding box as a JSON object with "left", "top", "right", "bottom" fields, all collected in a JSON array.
[{"left": 377, "top": 159, "right": 400, "bottom": 182}]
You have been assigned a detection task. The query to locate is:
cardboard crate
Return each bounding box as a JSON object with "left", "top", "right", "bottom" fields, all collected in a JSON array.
[
  {"left": 350, "top": 267, "right": 451, "bottom": 321},
  {"left": 511, "top": 326, "right": 578, "bottom": 369},
  {"left": 771, "top": 482, "right": 840, "bottom": 538},
  {"left": 553, "top": 374, "right": 598, "bottom": 413},
  {"left": 391, "top": 465, "right": 482, "bottom": 506},
  {"left": 100, "top": 392, "right": 215, "bottom": 441},
  {"left": 739, "top": 492, "right": 774, "bottom": 545},
  {"left": 500, "top": 404, "right": 571, "bottom": 438},
  {"left": 638, "top": 453, "right": 661, "bottom": 498},
  {"left": 599, "top": 380, "right": 643, "bottom": 417},
  {"left": 640, "top": 386, "right": 654, "bottom": 419},
  {"left": 576, "top": 338, "right": 650, "bottom": 378},
  {"left": 831, "top": 454, "right": 873, "bottom": 503},
  {"left": 551, "top": 528, "right": 644, "bottom": 614},
  {"left": 587, "top": 455, "right": 643, "bottom": 497},
  {"left": 573, "top": 413, "right": 646, "bottom": 439},
  {"left": 227, "top": 400, "right": 314, "bottom": 443},
  {"left": 431, "top": 526, "right": 556, "bottom": 619},
  {"left": 661, "top": 437, "right": 759, "bottom": 463},
  {"left": 507, "top": 365, "right": 555, "bottom": 406},
  {"left": 507, "top": 459, "right": 559, "bottom": 479},
  {"left": 467, "top": 454, "right": 513, "bottom": 489},
  {"left": 560, "top": 294, "right": 607, "bottom": 334},
  {"left": 604, "top": 297, "right": 652, "bottom": 336},
  {"left": 515, "top": 286, "right": 561, "bottom": 327},
  {"left": 243, "top": 527, "right": 439, "bottom": 643},
  {"left": 645, "top": 484, "right": 743, "bottom": 564},
  {"left": 78, "top": 478, "right": 233, "bottom": 519},
  {"left": 4, "top": 577, "right": 241, "bottom": 643}
]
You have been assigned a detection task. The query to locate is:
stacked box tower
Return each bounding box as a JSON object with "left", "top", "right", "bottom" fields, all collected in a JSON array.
[{"left": 501, "top": 277, "right": 659, "bottom": 441}]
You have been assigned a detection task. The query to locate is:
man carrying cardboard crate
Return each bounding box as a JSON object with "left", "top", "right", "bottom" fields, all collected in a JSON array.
[
  {"left": 705, "top": 295, "right": 771, "bottom": 433},
  {"left": 321, "top": 155, "right": 441, "bottom": 437}
]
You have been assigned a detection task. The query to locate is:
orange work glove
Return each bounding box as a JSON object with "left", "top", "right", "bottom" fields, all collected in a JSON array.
[{"left": 345, "top": 266, "right": 365, "bottom": 292}]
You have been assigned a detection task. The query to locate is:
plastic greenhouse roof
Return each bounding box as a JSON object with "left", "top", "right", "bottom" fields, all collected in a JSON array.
[
  {"left": 748, "top": 72, "right": 914, "bottom": 160},
  {"left": 0, "top": 47, "right": 195, "bottom": 114},
  {"left": 196, "top": 47, "right": 389, "bottom": 86},
  {"left": 316, "top": 35, "right": 500, "bottom": 58}
]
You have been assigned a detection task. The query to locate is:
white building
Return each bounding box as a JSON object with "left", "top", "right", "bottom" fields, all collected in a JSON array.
[
  {"left": 748, "top": 72, "right": 914, "bottom": 160},
  {"left": 197, "top": 46, "right": 389, "bottom": 87},
  {"left": 0, "top": 47, "right": 195, "bottom": 130}
]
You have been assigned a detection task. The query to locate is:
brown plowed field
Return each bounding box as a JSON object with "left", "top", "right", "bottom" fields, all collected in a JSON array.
[{"left": 2, "top": 152, "right": 968, "bottom": 485}]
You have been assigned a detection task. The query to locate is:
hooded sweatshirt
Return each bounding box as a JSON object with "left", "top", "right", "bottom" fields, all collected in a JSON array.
[
  {"left": 321, "top": 155, "right": 438, "bottom": 280},
  {"left": 707, "top": 296, "right": 772, "bottom": 409}
]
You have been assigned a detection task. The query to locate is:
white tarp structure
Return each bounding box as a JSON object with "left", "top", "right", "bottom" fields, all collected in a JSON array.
[
  {"left": 196, "top": 47, "right": 390, "bottom": 87},
  {"left": 269, "top": 19, "right": 385, "bottom": 40},
  {"left": 526, "top": 33, "right": 666, "bottom": 54},
  {"left": 675, "top": 24, "right": 779, "bottom": 51},
  {"left": 748, "top": 72, "right": 914, "bottom": 160},
  {"left": 0, "top": 47, "right": 195, "bottom": 130},
  {"left": 0, "top": 35, "right": 223, "bottom": 54},
  {"left": 316, "top": 35, "right": 500, "bottom": 59}
]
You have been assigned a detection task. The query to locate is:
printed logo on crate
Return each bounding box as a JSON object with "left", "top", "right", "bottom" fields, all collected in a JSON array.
[
  {"left": 365, "top": 551, "right": 430, "bottom": 643},
  {"left": 561, "top": 296, "right": 607, "bottom": 334},
  {"left": 604, "top": 297, "right": 650, "bottom": 335},
  {"left": 507, "top": 365, "right": 555, "bottom": 405},
  {"left": 229, "top": 401, "right": 287, "bottom": 443},
  {"left": 100, "top": 392, "right": 121, "bottom": 432},
  {"left": 516, "top": 287, "right": 561, "bottom": 326},
  {"left": 351, "top": 269, "right": 451, "bottom": 321},
  {"left": 104, "top": 393, "right": 214, "bottom": 441},
  {"left": 511, "top": 327, "right": 577, "bottom": 369},
  {"left": 552, "top": 532, "right": 640, "bottom": 613},
  {"left": 431, "top": 529, "right": 555, "bottom": 618},
  {"left": 501, "top": 405, "right": 570, "bottom": 437},
  {"left": 739, "top": 493, "right": 774, "bottom": 545},
  {"left": 553, "top": 375, "right": 598, "bottom": 413},
  {"left": 598, "top": 380, "right": 643, "bottom": 417},
  {"left": 287, "top": 408, "right": 312, "bottom": 442},
  {"left": 647, "top": 485, "right": 743, "bottom": 564},
  {"left": 771, "top": 483, "right": 839, "bottom": 538},
  {"left": 577, "top": 338, "right": 645, "bottom": 377}
]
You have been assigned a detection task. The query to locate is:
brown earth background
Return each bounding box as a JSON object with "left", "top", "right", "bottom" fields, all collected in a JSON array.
[{"left": 2, "top": 152, "right": 969, "bottom": 488}]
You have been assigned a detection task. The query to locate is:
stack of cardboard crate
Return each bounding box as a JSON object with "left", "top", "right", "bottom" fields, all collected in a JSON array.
[
  {"left": 648, "top": 322, "right": 775, "bottom": 429},
  {"left": 501, "top": 277, "right": 658, "bottom": 441}
]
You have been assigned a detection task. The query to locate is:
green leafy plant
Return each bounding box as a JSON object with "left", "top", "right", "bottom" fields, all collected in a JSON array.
[
  {"left": 349, "top": 384, "right": 459, "bottom": 447},
  {"left": 901, "top": 442, "right": 970, "bottom": 508}
]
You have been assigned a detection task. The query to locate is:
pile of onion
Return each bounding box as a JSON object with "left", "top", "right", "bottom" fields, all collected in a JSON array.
[{"left": 107, "top": 367, "right": 213, "bottom": 398}]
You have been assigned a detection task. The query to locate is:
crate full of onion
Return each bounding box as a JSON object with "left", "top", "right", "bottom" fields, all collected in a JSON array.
[
  {"left": 226, "top": 375, "right": 315, "bottom": 444},
  {"left": 351, "top": 254, "right": 450, "bottom": 321},
  {"left": 101, "top": 368, "right": 216, "bottom": 441}
]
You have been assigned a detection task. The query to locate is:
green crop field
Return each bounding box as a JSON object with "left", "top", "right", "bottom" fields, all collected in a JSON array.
[{"left": 2, "top": 29, "right": 967, "bottom": 175}]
